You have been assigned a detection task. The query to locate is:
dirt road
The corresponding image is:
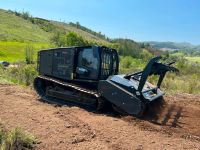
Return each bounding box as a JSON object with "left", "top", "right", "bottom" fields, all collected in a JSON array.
[{"left": 0, "top": 84, "right": 200, "bottom": 149}]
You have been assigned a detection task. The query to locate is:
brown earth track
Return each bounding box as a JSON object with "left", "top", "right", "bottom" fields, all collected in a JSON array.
[{"left": 0, "top": 84, "right": 200, "bottom": 149}]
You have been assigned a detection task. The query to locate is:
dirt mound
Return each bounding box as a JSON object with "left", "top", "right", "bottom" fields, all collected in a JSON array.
[{"left": 0, "top": 84, "right": 200, "bottom": 149}]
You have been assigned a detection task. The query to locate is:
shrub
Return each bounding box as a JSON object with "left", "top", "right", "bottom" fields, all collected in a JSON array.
[
  {"left": 51, "top": 32, "right": 88, "bottom": 47},
  {"left": 0, "top": 64, "right": 38, "bottom": 86},
  {"left": 0, "top": 127, "right": 37, "bottom": 150},
  {"left": 64, "top": 32, "right": 88, "bottom": 46},
  {"left": 121, "top": 56, "right": 133, "bottom": 68},
  {"left": 140, "top": 49, "right": 153, "bottom": 61},
  {"left": 119, "top": 56, "right": 145, "bottom": 73}
]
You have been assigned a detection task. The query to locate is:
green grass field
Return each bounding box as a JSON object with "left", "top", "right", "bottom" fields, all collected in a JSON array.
[
  {"left": 0, "top": 41, "right": 52, "bottom": 62},
  {"left": 186, "top": 56, "right": 200, "bottom": 63}
]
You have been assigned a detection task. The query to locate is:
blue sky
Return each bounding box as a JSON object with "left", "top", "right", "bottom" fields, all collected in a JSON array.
[{"left": 1, "top": 0, "right": 200, "bottom": 44}]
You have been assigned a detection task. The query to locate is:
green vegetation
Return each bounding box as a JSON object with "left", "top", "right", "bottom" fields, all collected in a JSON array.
[
  {"left": 0, "top": 41, "right": 51, "bottom": 62},
  {"left": 170, "top": 52, "right": 185, "bottom": 57},
  {"left": 0, "top": 9, "right": 51, "bottom": 42},
  {"left": 0, "top": 64, "right": 37, "bottom": 86},
  {"left": 0, "top": 126, "right": 37, "bottom": 149},
  {"left": 185, "top": 56, "right": 200, "bottom": 63},
  {"left": 51, "top": 32, "right": 89, "bottom": 47},
  {"left": 119, "top": 56, "right": 145, "bottom": 73},
  {"left": 52, "top": 21, "right": 111, "bottom": 45},
  {"left": 69, "top": 22, "right": 109, "bottom": 41},
  {"left": 119, "top": 55, "right": 200, "bottom": 94}
]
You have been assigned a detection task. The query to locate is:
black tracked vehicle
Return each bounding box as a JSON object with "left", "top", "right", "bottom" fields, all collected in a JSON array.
[{"left": 34, "top": 45, "right": 178, "bottom": 117}]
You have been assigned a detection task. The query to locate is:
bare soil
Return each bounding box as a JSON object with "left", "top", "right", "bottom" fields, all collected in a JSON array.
[{"left": 0, "top": 84, "right": 200, "bottom": 149}]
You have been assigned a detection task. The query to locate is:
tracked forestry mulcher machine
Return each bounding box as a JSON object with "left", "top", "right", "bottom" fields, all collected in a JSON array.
[{"left": 34, "top": 45, "right": 178, "bottom": 117}]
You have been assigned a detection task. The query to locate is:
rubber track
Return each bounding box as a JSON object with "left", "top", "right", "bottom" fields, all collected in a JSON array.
[{"left": 34, "top": 75, "right": 104, "bottom": 111}]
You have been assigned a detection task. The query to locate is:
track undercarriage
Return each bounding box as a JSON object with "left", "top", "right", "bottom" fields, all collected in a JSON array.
[{"left": 34, "top": 76, "right": 106, "bottom": 111}]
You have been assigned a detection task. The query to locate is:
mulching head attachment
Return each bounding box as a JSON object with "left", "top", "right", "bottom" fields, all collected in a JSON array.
[{"left": 98, "top": 56, "right": 178, "bottom": 117}]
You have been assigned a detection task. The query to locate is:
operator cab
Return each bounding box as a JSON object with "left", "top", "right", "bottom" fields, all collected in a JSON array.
[{"left": 76, "top": 46, "right": 119, "bottom": 80}]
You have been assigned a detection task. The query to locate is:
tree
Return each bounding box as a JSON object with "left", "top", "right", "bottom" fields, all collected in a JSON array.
[
  {"left": 21, "top": 11, "right": 31, "bottom": 20},
  {"left": 114, "top": 39, "right": 142, "bottom": 58},
  {"left": 140, "top": 43, "right": 145, "bottom": 48},
  {"left": 65, "top": 32, "right": 88, "bottom": 46},
  {"left": 140, "top": 49, "right": 153, "bottom": 61},
  {"left": 51, "top": 32, "right": 88, "bottom": 47},
  {"left": 76, "top": 22, "right": 80, "bottom": 28},
  {"left": 50, "top": 31, "right": 64, "bottom": 47}
]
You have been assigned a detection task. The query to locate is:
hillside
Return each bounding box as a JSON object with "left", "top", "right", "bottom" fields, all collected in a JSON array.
[
  {"left": 0, "top": 9, "right": 113, "bottom": 62},
  {"left": 0, "top": 9, "right": 110, "bottom": 45},
  {"left": 0, "top": 9, "right": 151, "bottom": 62},
  {"left": 51, "top": 21, "right": 110, "bottom": 45},
  {"left": 0, "top": 9, "right": 51, "bottom": 42}
]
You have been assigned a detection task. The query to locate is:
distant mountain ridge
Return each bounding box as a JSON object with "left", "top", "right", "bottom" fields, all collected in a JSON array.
[{"left": 146, "top": 41, "right": 200, "bottom": 51}]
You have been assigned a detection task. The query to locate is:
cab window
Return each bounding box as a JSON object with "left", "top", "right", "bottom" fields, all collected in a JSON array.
[
  {"left": 81, "top": 48, "right": 98, "bottom": 70},
  {"left": 77, "top": 47, "right": 99, "bottom": 80}
]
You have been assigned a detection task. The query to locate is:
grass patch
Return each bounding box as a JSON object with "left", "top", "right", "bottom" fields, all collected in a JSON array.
[
  {"left": 0, "top": 126, "right": 37, "bottom": 150},
  {"left": 186, "top": 56, "right": 200, "bottom": 64},
  {"left": 119, "top": 56, "right": 145, "bottom": 73},
  {"left": 161, "top": 74, "right": 200, "bottom": 94},
  {"left": 0, "top": 64, "right": 38, "bottom": 86},
  {"left": 170, "top": 52, "right": 185, "bottom": 57},
  {"left": 0, "top": 77, "right": 13, "bottom": 84},
  {"left": 0, "top": 41, "right": 52, "bottom": 62},
  {"left": 0, "top": 9, "right": 51, "bottom": 42}
]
